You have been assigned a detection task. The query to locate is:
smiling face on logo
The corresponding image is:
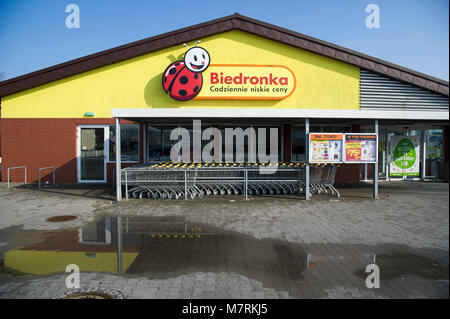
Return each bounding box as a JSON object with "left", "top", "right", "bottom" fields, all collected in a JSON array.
[{"left": 184, "top": 47, "right": 210, "bottom": 73}]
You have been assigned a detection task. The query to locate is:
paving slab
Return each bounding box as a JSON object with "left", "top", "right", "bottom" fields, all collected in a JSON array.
[{"left": 0, "top": 181, "right": 448, "bottom": 299}]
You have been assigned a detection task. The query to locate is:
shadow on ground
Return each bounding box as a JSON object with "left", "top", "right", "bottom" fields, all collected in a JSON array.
[{"left": 13, "top": 183, "right": 116, "bottom": 201}]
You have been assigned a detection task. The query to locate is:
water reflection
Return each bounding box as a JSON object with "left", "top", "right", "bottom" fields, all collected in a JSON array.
[
  {"left": 4, "top": 216, "right": 215, "bottom": 276},
  {"left": 5, "top": 217, "right": 134, "bottom": 275},
  {"left": 2, "top": 216, "right": 448, "bottom": 299}
]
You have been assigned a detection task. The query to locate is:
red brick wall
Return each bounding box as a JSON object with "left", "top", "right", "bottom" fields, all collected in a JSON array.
[{"left": 1, "top": 118, "right": 141, "bottom": 183}]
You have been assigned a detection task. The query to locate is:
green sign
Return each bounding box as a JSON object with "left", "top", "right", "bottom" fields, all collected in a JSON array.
[
  {"left": 389, "top": 136, "right": 420, "bottom": 177},
  {"left": 393, "top": 138, "right": 416, "bottom": 169}
]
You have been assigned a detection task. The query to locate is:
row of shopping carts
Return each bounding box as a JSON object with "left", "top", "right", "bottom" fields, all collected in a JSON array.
[{"left": 121, "top": 162, "right": 339, "bottom": 200}]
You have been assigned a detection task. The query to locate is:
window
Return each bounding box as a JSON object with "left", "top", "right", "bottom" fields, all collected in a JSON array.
[
  {"left": 322, "top": 125, "right": 351, "bottom": 133},
  {"left": 147, "top": 124, "right": 281, "bottom": 163},
  {"left": 426, "top": 129, "right": 443, "bottom": 178},
  {"left": 109, "top": 124, "right": 139, "bottom": 162},
  {"left": 147, "top": 126, "right": 181, "bottom": 162},
  {"left": 220, "top": 126, "right": 281, "bottom": 163},
  {"left": 147, "top": 126, "right": 162, "bottom": 161},
  {"left": 292, "top": 124, "right": 352, "bottom": 162},
  {"left": 292, "top": 126, "right": 305, "bottom": 161}
]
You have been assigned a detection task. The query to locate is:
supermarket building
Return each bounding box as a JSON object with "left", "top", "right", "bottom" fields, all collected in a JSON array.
[{"left": 0, "top": 14, "right": 448, "bottom": 193}]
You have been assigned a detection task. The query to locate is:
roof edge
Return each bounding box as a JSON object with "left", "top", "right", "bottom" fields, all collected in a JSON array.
[{"left": 0, "top": 13, "right": 448, "bottom": 97}]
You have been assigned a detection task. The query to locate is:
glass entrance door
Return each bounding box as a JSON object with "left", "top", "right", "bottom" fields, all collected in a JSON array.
[
  {"left": 425, "top": 129, "right": 444, "bottom": 179},
  {"left": 78, "top": 126, "right": 107, "bottom": 182}
]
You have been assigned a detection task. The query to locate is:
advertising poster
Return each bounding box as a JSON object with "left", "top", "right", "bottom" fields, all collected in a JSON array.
[
  {"left": 389, "top": 136, "right": 420, "bottom": 177},
  {"left": 309, "top": 133, "right": 344, "bottom": 163},
  {"left": 344, "top": 134, "right": 377, "bottom": 163}
]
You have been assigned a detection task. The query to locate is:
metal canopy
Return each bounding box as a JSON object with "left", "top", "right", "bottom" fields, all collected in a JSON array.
[{"left": 111, "top": 108, "right": 448, "bottom": 121}]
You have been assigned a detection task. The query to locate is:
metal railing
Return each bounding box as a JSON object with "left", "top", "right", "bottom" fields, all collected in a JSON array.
[
  {"left": 38, "top": 166, "right": 56, "bottom": 189},
  {"left": 7, "top": 166, "right": 27, "bottom": 189}
]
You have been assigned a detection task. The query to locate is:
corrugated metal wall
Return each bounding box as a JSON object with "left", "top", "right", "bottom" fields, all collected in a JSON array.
[{"left": 360, "top": 70, "right": 449, "bottom": 111}]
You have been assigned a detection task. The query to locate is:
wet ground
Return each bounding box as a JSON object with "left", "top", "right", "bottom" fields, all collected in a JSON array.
[{"left": 0, "top": 181, "right": 448, "bottom": 299}]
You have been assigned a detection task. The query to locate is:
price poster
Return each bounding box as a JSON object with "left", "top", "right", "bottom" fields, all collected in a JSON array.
[
  {"left": 309, "top": 133, "right": 344, "bottom": 163},
  {"left": 344, "top": 134, "right": 377, "bottom": 163}
]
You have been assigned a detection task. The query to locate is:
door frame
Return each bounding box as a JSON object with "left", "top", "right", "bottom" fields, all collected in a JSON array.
[{"left": 76, "top": 125, "right": 108, "bottom": 183}]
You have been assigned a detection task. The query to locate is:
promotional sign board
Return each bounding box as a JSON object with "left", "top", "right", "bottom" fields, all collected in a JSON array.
[
  {"left": 389, "top": 136, "right": 420, "bottom": 177},
  {"left": 344, "top": 133, "right": 377, "bottom": 163},
  {"left": 309, "top": 133, "right": 344, "bottom": 163}
]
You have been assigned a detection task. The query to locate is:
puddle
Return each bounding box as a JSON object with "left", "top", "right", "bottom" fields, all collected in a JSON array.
[
  {"left": 0, "top": 226, "right": 45, "bottom": 261},
  {"left": 353, "top": 252, "right": 449, "bottom": 281},
  {"left": 1, "top": 215, "right": 448, "bottom": 298}
]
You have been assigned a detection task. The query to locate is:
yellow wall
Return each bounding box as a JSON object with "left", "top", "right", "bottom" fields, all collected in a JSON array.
[{"left": 2, "top": 30, "right": 360, "bottom": 119}]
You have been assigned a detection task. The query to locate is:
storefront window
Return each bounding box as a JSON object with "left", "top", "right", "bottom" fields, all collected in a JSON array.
[
  {"left": 162, "top": 129, "right": 177, "bottom": 161},
  {"left": 147, "top": 126, "right": 162, "bottom": 161},
  {"left": 292, "top": 126, "right": 305, "bottom": 161},
  {"left": 220, "top": 126, "right": 280, "bottom": 163},
  {"left": 109, "top": 125, "right": 140, "bottom": 162},
  {"left": 147, "top": 125, "right": 281, "bottom": 163},
  {"left": 292, "top": 125, "right": 351, "bottom": 162},
  {"left": 322, "top": 125, "right": 351, "bottom": 133},
  {"left": 309, "top": 126, "right": 322, "bottom": 133},
  {"left": 381, "top": 129, "right": 444, "bottom": 180},
  {"left": 147, "top": 126, "right": 182, "bottom": 162}
]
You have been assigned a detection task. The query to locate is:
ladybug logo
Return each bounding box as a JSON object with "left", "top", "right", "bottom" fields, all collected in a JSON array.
[{"left": 162, "top": 41, "right": 210, "bottom": 101}]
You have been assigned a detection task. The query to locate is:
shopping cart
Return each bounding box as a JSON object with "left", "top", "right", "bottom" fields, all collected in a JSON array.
[
  {"left": 121, "top": 162, "right": 307, "bottom": 200},
  {"left": 308, "top": 164, "right": 340, "bottom": 197}
]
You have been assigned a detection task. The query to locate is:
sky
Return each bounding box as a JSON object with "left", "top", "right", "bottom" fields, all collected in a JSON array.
[{"left": 0, "top": 0, "right": 448, "bottom": 82}]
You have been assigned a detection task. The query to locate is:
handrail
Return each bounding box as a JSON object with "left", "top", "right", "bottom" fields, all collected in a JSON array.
[
  {"left": 7, "top": 166, "right": 27, "bottom": 189},
  {"left": 38, "top": 166, "right": 56, "bottom": 189}
]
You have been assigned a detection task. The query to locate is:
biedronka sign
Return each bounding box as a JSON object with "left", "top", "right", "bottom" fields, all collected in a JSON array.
[{"left": 162, "top": 42, "right": 296, "bottom": 101}]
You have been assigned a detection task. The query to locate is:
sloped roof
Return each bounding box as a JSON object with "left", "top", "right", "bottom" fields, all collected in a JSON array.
[{"left": 0, "top": 13, "right": 448, "bottom": 97}]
